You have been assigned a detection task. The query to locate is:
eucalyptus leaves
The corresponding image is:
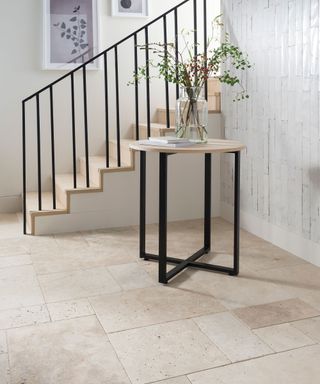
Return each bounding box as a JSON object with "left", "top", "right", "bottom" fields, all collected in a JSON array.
[
  {"left": 53, "top": 5, "right": 89, "bottom": 57},
  {"left": 132, "top": 15, "right": 251, "bottom": 102}
]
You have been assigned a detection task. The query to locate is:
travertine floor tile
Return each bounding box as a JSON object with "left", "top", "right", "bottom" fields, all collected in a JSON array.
[
  {"left": 54, "top": 232, "right": 88, "bottom": 249},
  {"left": 292, "top": 317, "right": 320, "bottom": 342},
  {"left": 109, "top": 319, "right": 230, "bottom": 384},
  {"left": 0, "top": 223, "right": 22, "bottom": 239},
  {"left": 0, "top": 254, "right": 32, "bottom": 269},
  {"left": 213, "top": 229, "right": 265, "bottom": 251},
  {"left": 258, "top": 264, "right": 320, "bottom": 310},
  {"left": 0, "top": 265, "right": 44, "bottom": 311},
  {"left": 0, "top": 305, "right": 50, "bottom": 330},
  {"left": 253, "top": 323, "right": 315, "bottom": 352},
  {"left": 32, "top": 246, "right": 136, "bottom": 275},
  {"left": 0, "top": 216, "right": 319, "bottom": 384},
  {"left": 38, "top": 267, "right": 121, "bottom": 303},
  {"left": 47, "top": 299, "right": 95, "bottom": 321},
  {"left": 239, "top": 244, "right": 306, "bottom": 271},
  {"left": 0, "top": 235, "right": 55, "bottom": 256},
  {"left": 0, "top": 354, "right": 9, "bottom": 384},
  {"left": 8, "top": 316, "right": 130, "bottom": 384},
  {"left": 90, "top": 286, "right": 226, "bottom": 333},
  {"left": 193, "top": 312, "right": 272, "bottom": 362},
  {"left": 83, "top": 227, "right": 139, "bottom": 249},
  {"left": 188, "top": 344, "right": 320, "bottom": 384},
  {"left": 233, "top": 298, "right": 319, "bottom": 329},
  {"left": 170, "top": 268, "right": 295, "bottom": 309},
  {"left": 108, "top": 262, "right": 155, "bottom": 290},
  {"left": 0, "top": 241, "right": 29, "bottom": 257}
]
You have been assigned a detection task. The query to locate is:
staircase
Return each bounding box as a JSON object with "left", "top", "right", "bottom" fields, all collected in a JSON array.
[{"left": 22, "top": 0, "right": 221, "bottom": 235}]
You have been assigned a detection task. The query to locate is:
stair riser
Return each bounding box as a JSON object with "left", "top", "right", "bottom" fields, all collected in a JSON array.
[
  {"left": 208, "top": 78, "right": 221, "bottom": 95},
  {"left": 79, "top": 160, "right": 101, "bottom": 186},
  {"left": 208, "top": 94, "right": 221, "bottom": 112},
  {"left": 156, "top": 109, "right": 176, "bottom": 126},
  {"left": 56, "top": 184, "right": 68, "bottom": 208},
  {"left": 136, "top": 125, "right": 176, "bottom": 140},
  {"left": 110, "top": 141, "right": 132, "bottom": 165}
]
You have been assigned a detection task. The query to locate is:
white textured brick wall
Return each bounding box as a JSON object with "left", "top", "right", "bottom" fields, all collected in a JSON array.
[{"left": 221, "top": 0, "right": 320, "bottom": 245}]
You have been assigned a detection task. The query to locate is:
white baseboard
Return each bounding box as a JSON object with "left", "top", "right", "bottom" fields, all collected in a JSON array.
[
  {"left": 0, "top": 195, "right": 21, "bottom": 213},
  {"left": 221, "top": 202, "right": 320, "bottom": 268}
]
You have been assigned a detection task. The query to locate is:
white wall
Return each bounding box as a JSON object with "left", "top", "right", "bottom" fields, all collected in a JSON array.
[
  {"left": 0, "top": 0, "right": 220, "bottom": 213},
  {"left": 221, "top": 0, "right": 320, "bottom": 265}
]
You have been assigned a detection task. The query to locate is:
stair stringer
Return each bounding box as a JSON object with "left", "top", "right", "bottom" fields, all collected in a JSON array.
[{"left": 29, "top": 143, "right": 136, "bottom": 235}]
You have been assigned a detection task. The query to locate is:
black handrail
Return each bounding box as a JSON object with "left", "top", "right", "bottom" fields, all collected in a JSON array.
[
  {"left": 22, "top": 0, "right": 208, "bottom": 234},
  {"left": 22, "top": 0, "right": 191, "bottom": 103}
]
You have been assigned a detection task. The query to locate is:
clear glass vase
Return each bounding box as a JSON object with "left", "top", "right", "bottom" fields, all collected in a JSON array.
[{"left": 175, "top": 87, "right": 208, "bottom": 143}]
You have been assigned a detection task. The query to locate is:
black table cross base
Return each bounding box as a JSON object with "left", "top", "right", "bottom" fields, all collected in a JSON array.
[{"left": 139, "top": 151, "right": 241, "bottom": 284}]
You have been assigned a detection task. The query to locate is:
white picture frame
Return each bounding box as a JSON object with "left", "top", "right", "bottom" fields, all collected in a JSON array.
[
  {"left": 112, "top": 0, "right": 149, "bottom": 18},
  {"left": 43, "top": 0, "right": 100, "bottom": 70}
]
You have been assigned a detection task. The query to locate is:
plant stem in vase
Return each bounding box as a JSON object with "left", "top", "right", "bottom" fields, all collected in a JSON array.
[{"left": 176, "top": 87, "right": 208, "bottom": 143}]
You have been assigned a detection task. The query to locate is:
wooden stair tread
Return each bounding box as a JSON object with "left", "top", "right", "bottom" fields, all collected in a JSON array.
[
  {"left": 26, "top": 192, "right": 66, "bottom": 213},
  {"left": 79, "top": 156, "right": 130, "bottom": 170},
  {"left": 139, "top": 122, "right": 175, "bottom": 130},
  {"left": 56, "top": 173, "right": 99, "bottom": 192},
  {"left": 110, "top": 139, "right": 136, "bottom": 149}
]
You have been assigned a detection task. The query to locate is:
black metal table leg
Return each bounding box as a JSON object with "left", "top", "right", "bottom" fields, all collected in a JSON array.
[
  {"left": 159, "top": 153, "right": 168, "bottom": 284},
  {"left": 204, "top": 153, "right": 212, "bottom": 252},
  {"left": 138, "top": 150, "right": 241, "bottom": 284},
  {"left": 139, "top": 151, "right": 146, "bottom": 259},
  {"left": 232, "top": 151, "right": 240, "bottom": 275}
]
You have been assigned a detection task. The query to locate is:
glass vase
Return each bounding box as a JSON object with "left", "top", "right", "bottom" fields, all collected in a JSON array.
[{"left": 175, "top": 87, "right": 208, "bottom": 143}]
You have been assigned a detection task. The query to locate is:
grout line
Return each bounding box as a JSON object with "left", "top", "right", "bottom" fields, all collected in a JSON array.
[
  {"left": 190, "top": 317, "right": 231, "bottom": 364},
  {"left": 96, "top": 313, "right": 134, "bottom": 384},
  {"left": 146, "top": 375, "right": 192, "bottom": 384}
]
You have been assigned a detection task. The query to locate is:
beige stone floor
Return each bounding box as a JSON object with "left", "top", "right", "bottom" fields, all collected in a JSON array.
[{"left": 0, "top": 213, "right": 320, "bottom": 383}]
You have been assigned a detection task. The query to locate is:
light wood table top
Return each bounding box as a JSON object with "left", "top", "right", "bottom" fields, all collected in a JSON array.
[{"left": 129, "top": 139, "right": 246, "bottom": 154}]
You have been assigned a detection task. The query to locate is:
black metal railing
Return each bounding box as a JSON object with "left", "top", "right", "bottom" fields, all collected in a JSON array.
[{"left": 22, "top": 0, "right": 209, "bottom": 234}]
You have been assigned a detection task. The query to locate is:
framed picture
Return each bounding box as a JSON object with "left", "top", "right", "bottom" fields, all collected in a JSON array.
[
  {"left": 112, "top": 0, "right": 149, "bottom": 18},
  {"left": 43, "top": 0, "right": 100, "bottom": 70}
]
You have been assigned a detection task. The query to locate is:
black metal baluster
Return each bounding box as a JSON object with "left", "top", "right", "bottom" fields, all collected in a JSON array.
[
  {"left": 22, "top": 102, "right": 27, "bottom": 234},
  {"left": 174, "top": 8, "right": 179, "bottom": 100},
  {"left": 204, "top": 0, "right": 208, "bottom": 100},
  {"left": 163, "top": 15, "right": 170, "bottom": 128},
  {"left": 82, "top": 65, "right": 90, "bottom": 187},
  {"left": 71, "top": 73, "right": 77, "bottom": 189},
  {"left": 36, "top": 94, "right": 42, "bottom": 211},
  {"left": 49, "top": 86, "right": 56, "bottom": 209},
  {"left": 103, "top": 52, "right": 110, "bottom": 168},
  {"left": 114, "top": 46, "right": 121, "bottom": 167},
  {"left": 134, "top": 34, "right": 140, "bottom": 140},
  {"left": 193, "top": 0, "right": 198, "bottom": 58},
  {"left": 145, "top": 27, "right": 151, "bottom": 138}
]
